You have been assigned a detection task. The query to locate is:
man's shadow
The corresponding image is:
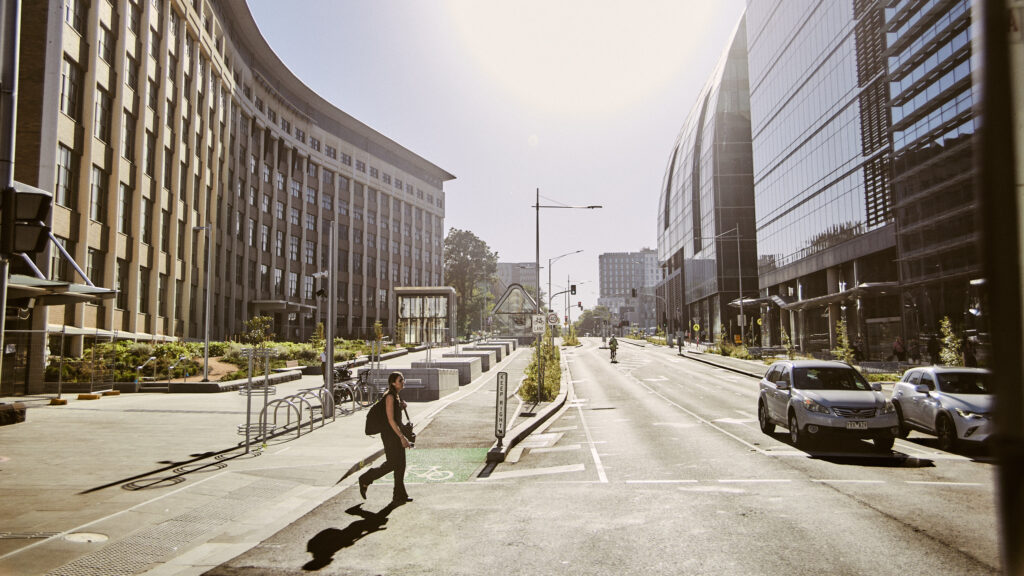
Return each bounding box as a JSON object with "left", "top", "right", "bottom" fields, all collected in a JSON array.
[{"left": 303, "top": 502, "right": 400, "bottom": 571}]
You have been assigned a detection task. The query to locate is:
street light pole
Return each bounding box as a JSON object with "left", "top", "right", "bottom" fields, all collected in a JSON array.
[{"left": 192, "top": 224, "right": 212, "bottom": 381}]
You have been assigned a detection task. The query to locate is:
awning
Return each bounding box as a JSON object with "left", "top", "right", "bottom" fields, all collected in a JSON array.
[
  {"left": 9, "top": 274, "right": 116, "bottom": 305},
  {"left": 777, "top": 281, "right": 899, "bottom": 311}
]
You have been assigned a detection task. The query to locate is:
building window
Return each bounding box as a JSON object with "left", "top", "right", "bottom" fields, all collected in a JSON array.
[
  {"left": 55, "top": 144, "right": 76, "bottom": 208},
  {"left": 125, "top": 55, "right": 139, "bottom": 91},
  {"left": 289, "top": 208, "right": 299, "bottom": 226},
  {"left": 64, "top": 0, "right": 86, "bottom": 33},
  {"left": 305, "top": 240, "right": 314, "bottom": 264},
  {"left": 275, "top": 200, "right": 284, "bottom": 220},
  {"left": 89, "top": 165, "right": 106, "bottom": 223},
  {"left": 138, "top": 267, "right": 150, "bottom": 313},
  {"left": 276, "top": 230, "right": 283, "bottom": 257},
  {"left": 304, "top": 276, "right": 313, "bottom": 300},
  {"left": 290, "top": 179, "right": 300, "bottom": 198},
  {"left": 141, "top": 197, "right": 152, "bottom": 244},
  {"left": 158, "top": 273, "right": 168, "bottom": 317},
  {"left": 121, "top": 110, "right": 136, "bottom": 161},
  {"left": 248, "top": 218, "right": 256, "bottom": 247},
  {"left": 118, "top": 183, "right": 132, "bottom": 234},
  {"left": 356, "top": 160, "right": 366, "bottom": 173},
  {"left": 305, "top": 214, "right": 315, "bottom": 231},
  {"left": 86, "top": 248, "right": 104, "bottom": 285},
  {"left": 144, "top": 131, "right": 156, "bottom": 176},
  {"left": 116, "top": 258, "right": 129, "bottom": 309},
  {"left": 59, "top": 57, "right": 82, "bottom": 121},
  {"left": 260, "top": 224, "right": 269, "bottom": 252},
  {"left": 288, "top": 272, "right": 297, "bottom": 297},
  {"left": 305, "top": 186, "right": 316, "bottom": 204},
  {"left": 289, "top": 235, "right": 299, "bottom": 260},
  {"left": 98, "top": 24, "right": 114, "bottom": 63}
]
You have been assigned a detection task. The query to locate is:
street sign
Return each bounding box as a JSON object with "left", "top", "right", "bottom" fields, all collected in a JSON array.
[
  {"left": 546, "top": 312, "right": 559, "bottom": 325},
  {"left": 738, "top": 314, "right": 747, "bottom": 327},
  {"left": 532, "top": 315, "right": 546, "bottom": 334},
  {"left": 495, "top": 372, "right": 508, "bottom": 445}
]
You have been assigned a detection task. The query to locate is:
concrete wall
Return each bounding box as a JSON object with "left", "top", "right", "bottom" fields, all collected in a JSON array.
[
  {"left": 443, "top": 351, "right": 495, "bottom": 371},
  {"left": 358, "top": 367, "right": 459, "bottom": 402},
  {"left": 411, "top": 357, "right": 481, "bottom": 385}
]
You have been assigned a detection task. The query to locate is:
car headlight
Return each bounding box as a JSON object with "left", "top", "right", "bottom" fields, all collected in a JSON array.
[
  {"left": 803, "top": 398, "right": 831, "bottom": 415},
  {"left": 955, "top": 408, "right": 986, "bottom": 420},
  {"left": 882, "top": 400, "right": 896, "bottom": 414}
]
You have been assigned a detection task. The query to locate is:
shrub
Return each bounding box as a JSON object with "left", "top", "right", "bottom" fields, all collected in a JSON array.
[
  {"left": 830, "top": 319, "right": 855, "bottom": 365},
  {"left": 520, "top": 330, "right": 561, "bottom": 402}
]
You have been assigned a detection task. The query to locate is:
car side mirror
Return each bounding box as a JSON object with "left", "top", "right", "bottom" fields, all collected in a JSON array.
[
  {"left": 871, "top": 382, "right": 882, "bottom": 392},
  {"left": 914, "top": 384, "right": 930, "bottom": 394},
  {"left": 776, "top": 381, "right": 790, "bottom": 391}
]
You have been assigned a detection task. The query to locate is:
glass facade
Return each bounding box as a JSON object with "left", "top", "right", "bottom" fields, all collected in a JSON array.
[
  {"left": 746, "top": 0, "right": 903, "bottom": 356},
  {"left": 657, "top": 15, "right": 756, "bottom": 344},
  {"left": 887, "top": 0, "right": 983, "bottom": 352},
  {"left": 394, "top": 288, "right": 456, "bottom": 346}
]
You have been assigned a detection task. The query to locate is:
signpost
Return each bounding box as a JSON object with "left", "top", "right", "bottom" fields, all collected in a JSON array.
[
  {"left": 495, "top": 371, "right": 508, "bottom": 448},
  {"left": 532, "top": 314, "right": 546, "bottom": 334}
]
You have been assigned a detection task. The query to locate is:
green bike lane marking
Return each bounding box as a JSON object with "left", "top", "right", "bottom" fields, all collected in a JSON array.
[{"left": 379, "top": 448, "right": 489, "bottom": 484}]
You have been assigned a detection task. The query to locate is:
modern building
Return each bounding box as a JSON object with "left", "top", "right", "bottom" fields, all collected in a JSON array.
[
  {"left": 744, "top": 0, "right": 900, "bottom": 357},
  {"left": 599, "top": 249, "right": 662, "bottom": 330},
  {"left": 655, "top": 15, "right": 757, "bottom": 344},
  {"left": 886, "top": 0, "right": 983, "bottom": 353},
  {"left": 494, "top": 262, "right": 539, "bottom": 303},
  {"left": 4, "top": 0, "right": 452, "bottom": 394}
]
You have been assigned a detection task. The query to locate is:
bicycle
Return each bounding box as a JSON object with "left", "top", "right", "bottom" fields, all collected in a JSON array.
[{"left": 353, "top": 370, "right": 385, "bottom": 408}]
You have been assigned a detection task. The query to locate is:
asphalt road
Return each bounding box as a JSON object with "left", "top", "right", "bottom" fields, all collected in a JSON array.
[{"left": 208, "top": 338, "right": 1000, "bottom": 575}]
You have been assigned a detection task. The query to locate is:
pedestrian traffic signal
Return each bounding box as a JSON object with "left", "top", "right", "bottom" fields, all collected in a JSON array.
[
  {"left": 570, "top": 284, "right": 576, "bottom": 295},
  {"left": 578, "top": 301, "right": 583, "bottom": 310},
  {"left": 0, "top": 184, "right": 52, "bottom": 257}
]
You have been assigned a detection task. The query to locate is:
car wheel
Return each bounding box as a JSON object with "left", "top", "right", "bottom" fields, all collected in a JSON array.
[
  {"left": 873, "top": 434, "right": 895, "bottom": 451},
  {"left": 936, "top": 413, "right": 958, "bottom": 451},
  {"left": 893, "top": 403, "right": 910, "bottom": 438},
  {"left": 789, "top": 413, "right": 803, "bottom": 447},
  {"left": 758, "top": 400, "right": 775, "bottom": 435}
]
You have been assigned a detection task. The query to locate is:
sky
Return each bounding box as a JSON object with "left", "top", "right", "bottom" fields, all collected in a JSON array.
[{"left": 246, "top": 0, "right": 747, "bottom": 310}]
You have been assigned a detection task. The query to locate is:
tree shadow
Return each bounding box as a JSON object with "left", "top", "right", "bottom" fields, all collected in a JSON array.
[{"left": 303, "top": 502, "right": 400, "bottom": 571}]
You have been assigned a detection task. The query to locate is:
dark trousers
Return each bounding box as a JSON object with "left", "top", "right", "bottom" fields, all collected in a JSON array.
[{"left": 360, "top": 432, "right": 407, "bottom": 499}]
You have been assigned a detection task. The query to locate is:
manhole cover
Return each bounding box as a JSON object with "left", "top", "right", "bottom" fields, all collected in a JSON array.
[{"left": 65, "top": 532, "right": 108, "bottom": 543}]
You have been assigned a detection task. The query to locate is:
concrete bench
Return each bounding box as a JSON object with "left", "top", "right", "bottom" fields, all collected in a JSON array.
[
  {"left": 491, "top": 339, "right": 518, "bottom": 351},
  {"left": 466, "top": 345, "right": 504, "bottom": 362},
  {"left": 412, "top": 357, "right": 481, "bottom": 385},
  {"left": 357, "top": 368, "right": 458, "bottom": 402},
  {"left": 443, "top": 351, "right": 494, "bottom": 371}
]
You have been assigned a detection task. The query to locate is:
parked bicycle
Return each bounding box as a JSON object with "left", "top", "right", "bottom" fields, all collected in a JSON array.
[{"left": 352, "top": 370, "right": 385, "bottom": 408}]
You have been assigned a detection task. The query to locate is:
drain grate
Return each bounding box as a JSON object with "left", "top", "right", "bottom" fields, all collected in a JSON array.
[{"left": 45, "top": 478, "right": 295, "bottom": 576}]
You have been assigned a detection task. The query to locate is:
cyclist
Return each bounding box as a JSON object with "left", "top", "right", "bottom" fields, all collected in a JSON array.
[{"left": 609, "top": 335, "right": 618, "bottom": 362}]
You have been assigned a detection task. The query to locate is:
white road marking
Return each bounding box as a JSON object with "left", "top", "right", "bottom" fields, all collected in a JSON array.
[
  {"left": 718, "top": 479, "right": 792, "bottom": 484},
  {"left": 713, "top": 418, "right": 755, "bottom": 425},
  {"left": 643, "top": 377, "right": 668, "bottom": 382},
  {"left": 531, "top": 444, "right": 582, "bottom": 453},
  {"left": 576, "top": 396, "right": 609, "bottom": 484},
  {"left": 905, "top": 477, "right": 983, "bottom": 481},
  {"left": 626, "top": 479, "right": 699, "bottom": 484},
  {"left": 547, "top": 426, "right": 578, "bottom": 432},
  {"left": 811, "top": 479, "right": 886, "bottom": 484},
  {"left": 479, "top": 463, "right": 586, "bottom": 481}
]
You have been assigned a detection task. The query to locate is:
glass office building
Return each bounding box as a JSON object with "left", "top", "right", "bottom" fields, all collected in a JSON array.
[
  {"left": 887, "top": 0, "right": 983, "bottom": 353},
  {"left": 746, "top": 0, "right": 901, "bottom": 357},
  {"left": 656, "top": 15, "right": 757, "bottom": 344}
]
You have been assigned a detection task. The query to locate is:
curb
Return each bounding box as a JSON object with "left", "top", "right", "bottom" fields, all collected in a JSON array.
[{"left": 680, "top": 351, "right": 766, "bottom": 379}]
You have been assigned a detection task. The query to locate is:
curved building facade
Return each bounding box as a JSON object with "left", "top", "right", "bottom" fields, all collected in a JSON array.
[
  {"left": 6, "top": 0, "right": 453, "bottom": 393},
  {"left": 656, "top": 15, "right": 757, "bottom": 345}
]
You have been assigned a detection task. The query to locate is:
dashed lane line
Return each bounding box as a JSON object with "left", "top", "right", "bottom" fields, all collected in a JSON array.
[{"left": 477, "top": 463, "right": 586, "bottom": 481}]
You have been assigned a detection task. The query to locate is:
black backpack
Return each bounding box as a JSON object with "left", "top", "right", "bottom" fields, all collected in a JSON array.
[{"left": 365, "top": 395, "right": 388, "bottom": 435}]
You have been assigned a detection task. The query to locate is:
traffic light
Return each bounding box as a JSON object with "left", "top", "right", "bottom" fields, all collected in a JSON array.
[
  {"left": 1, "top": 184, "right": 52, "bottom": 256},
  {"left": 578, "top": 302, "right": 583, "bottom": 310},
  {"left": 570, "top": 284, "right": 576, "bottom": 295}
]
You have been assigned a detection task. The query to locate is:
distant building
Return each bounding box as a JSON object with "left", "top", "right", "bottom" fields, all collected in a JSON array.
[
  {"left": 495, "top": 262, "right": 539, "bottom": 300},
  {"left": 599, "top": 249, "right": 661, "bottom": 330},
  {"left": 3, "top": 0, "right": 452, "bottom": 395}
]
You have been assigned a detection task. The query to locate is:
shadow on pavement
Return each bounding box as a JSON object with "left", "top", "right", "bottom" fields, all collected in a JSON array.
[{"left": 303, "top": 502, "right": 400, "bottom": 571}]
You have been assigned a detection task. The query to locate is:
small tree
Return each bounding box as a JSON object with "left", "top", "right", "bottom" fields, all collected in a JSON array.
[
  {"left": 309, "top": 322, "right": 325, "bottom": 351},
  {"left": 243, "top": 316, "right": 275, "bottom": 350},
  {"left": 831, "top": 319, "right": 855, "bottom": 365},
  {"left": 939, "top": 316, "right": 963, "bottom": 367},
  {"left": 781, "top": 324, "right": 795, "bottom": 359}
]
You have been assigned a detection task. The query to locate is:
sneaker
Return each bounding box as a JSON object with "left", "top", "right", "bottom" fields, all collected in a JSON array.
[{"left": 358, "top": 477, "right": 369, "bottom": 499}]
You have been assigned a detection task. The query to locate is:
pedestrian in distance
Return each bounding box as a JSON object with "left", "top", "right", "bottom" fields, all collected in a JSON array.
[
  {"left": 892, "top": 336, "right": 907, "bottom": 362},
  {"left": 359, "top": 371, "right": 413, "bottom": 504}
]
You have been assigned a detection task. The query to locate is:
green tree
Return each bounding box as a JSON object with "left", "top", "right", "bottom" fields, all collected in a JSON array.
[
  {"left": 939, "top": 316, "right": 963, "bottom": 367},
  {"left": 444, "top": 229, "right": 498, "bottom": 337},
  {"left": 243, "top": 316, "right": 275, "bottom": 351},
  {"left": 831, "top": 319, "right": 854, "bottom": 364}
]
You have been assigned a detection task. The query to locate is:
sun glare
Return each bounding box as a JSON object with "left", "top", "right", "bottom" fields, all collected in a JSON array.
[{"left": 445, "top": 0, "right": 721, "bottom": 118}]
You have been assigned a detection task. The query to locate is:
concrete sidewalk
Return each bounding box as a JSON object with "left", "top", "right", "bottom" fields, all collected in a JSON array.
[{"left": 0, "top": 343, "right": 531, "bottom": 576}]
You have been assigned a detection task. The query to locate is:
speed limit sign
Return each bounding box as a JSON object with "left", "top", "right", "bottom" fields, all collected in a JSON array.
[{"left": 547, "top": 312, "right": 559, "bottom": 325}]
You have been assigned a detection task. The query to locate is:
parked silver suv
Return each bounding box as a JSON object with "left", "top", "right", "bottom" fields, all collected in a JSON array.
[
  {"left": 890, "top": 366, "right": 993, "bottom": 451},
  {"left": 758, "top": 360, "right": 900, "bottom": 450}
]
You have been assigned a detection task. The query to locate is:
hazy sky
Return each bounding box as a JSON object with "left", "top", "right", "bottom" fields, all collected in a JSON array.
[{"left": 247, "top": 0, "right": 747, "bottom": 309}]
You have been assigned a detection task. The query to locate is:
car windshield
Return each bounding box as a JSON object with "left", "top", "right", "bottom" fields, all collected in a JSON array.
[
  {"left": 793, "top": 367, "right": 871, "bottom": 391},
  {"left": 937, "top": 373, "right": 989, "bottom": 394}
]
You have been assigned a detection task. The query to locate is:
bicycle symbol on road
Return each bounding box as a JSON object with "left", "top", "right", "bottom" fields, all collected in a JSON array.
[{"left": 405, "top": 465, "right": 454, "bottom": 482}]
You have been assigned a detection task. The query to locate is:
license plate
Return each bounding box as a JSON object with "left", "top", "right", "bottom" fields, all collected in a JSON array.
[{"left": 846, "top": 421, "right": 868, "bottom": 430}]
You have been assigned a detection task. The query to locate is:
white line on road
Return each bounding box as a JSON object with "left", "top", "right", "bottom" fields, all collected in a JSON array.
[
  {"left": 905, "top": 477, "right": 983, "bottom": 481},
  {"left": 531, "top": 444, "right": 582, "bottom": 453},
  {"left": 576, "top": 396, "right": 609, "bottom": 484},
  {"left": 718, "top": 478, "right": 793, "bottom": 484},
  {"left": 478, "top": 463, "right": 586, "bottom": 481},
  {"left": 626, "top": 479, "right": 699, "bottom": 484},
  {"left": 811, "top": 479, "right": 886, "bottom": 484}
]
